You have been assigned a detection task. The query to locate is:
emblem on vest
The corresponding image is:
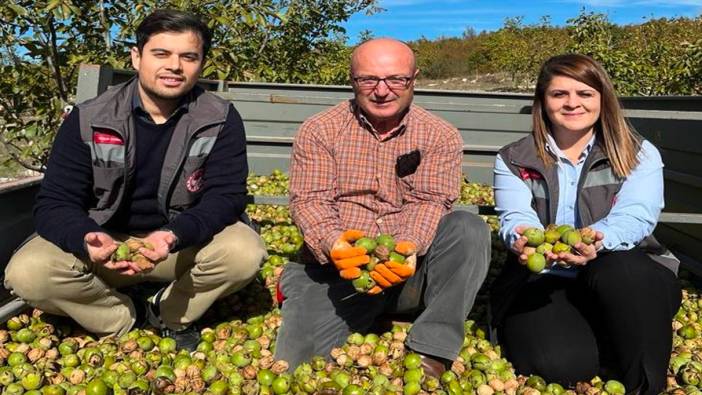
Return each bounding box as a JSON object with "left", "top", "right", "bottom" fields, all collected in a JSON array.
[
  {"left": 518, "top": 167, "right": 543, "bottom": 180},
  {"left": 518, "top": 167, "right": 548, "bottom": 199},
  {"left": 186, "top": 168, "right": 205, "bottom": 192}
]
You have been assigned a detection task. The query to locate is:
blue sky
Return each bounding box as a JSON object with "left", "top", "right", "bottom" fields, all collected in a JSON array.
[{"left": 341, "top": 0, "right": 702, "bottom": 43}]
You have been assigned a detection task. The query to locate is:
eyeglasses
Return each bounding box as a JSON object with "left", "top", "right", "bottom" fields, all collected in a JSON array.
[{"left": 352, "top": 75, "right": 415, "bottom": 90}]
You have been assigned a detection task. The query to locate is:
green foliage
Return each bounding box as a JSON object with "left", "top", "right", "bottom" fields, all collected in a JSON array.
[
  {"left": 482, "top": 16, "right": 569, "bottom": 89},
  {"left": 411, "top": 11, "right": 702, "bottom": 96},
  {"left": 678, "top": 39, "right": 702, "bottom": 94},
  {"left": 412, "top": 37, "right": 480, "bottom": 80},
  {"left": 0, "top": 0, "right": 136, "bottom": 171},
  {"left": 0, "top": 63, "right": 63, "bottom": 172},
  {"left": 153, "top": 0, "right": 379, "bottom": 83},
  {"left": 0, "top": 0, "right": 377, "bottom": 173},
  {"left": 567, "top": 12, "right": 702, "bottom": 95}
]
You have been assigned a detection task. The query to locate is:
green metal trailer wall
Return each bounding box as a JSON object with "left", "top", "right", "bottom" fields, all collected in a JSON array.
[
  {"left": 2, "top": 64, "right": 699, "bottom": 276},
  {"left": 75, "top": 65, "right": 702, "bottom": 272},
  {"left": 0, "top": 64, "right": 699, "bottom": 316}
]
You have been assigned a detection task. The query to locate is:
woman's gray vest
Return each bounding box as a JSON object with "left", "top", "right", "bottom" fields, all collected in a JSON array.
[
  {"left": 499, "top": 135, "right": 678, "bottom": 273},
  {"left": 77, "top": 78, "right": 230, "bottom": 226}
]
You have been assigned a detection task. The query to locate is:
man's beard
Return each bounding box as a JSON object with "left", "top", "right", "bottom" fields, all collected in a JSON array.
[{"left": 141, "top": 79, "right": 189, "bottom": 102}]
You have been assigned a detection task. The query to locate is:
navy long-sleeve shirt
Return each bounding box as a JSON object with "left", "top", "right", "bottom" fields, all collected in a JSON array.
[{"left": 34, "top": 103, "right": 249, "bottom": 255}]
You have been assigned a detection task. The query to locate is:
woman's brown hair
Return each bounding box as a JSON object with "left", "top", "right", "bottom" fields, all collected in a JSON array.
[{"left": 532, "top": 54, "right": 641, "bottom": 177}]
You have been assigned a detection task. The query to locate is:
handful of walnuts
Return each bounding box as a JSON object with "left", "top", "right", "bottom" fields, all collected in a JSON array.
[{"left": 111, "top": 238, "right": 156, "bottom": 271}]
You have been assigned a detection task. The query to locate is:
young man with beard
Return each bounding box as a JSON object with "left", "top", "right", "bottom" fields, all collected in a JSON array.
[{"left": 4, "top": 9, "right": 266, "bottom": 351}]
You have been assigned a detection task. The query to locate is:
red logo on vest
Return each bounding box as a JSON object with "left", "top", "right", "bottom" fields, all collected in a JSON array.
[
  {"left": 93, "top": 130, "right": 124, "bottom": 145},
  {"left": 518, "top": 167, "right": 543, "bottom": 180},
  {"left": 186, "top": 168, "right": 205, "bottom": 192}
]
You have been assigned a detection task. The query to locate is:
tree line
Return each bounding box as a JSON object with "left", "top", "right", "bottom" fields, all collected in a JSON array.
[{"left": 411, "top": 12, "right": 702, "bottom": 96}]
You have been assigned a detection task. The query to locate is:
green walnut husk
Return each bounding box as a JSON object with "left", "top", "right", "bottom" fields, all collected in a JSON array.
[
  {"left": 110, "top": 238, "right": 155, "bottom": 271},
  {"left": 10, "top": 175, "right": 702, "bottom": 395}
]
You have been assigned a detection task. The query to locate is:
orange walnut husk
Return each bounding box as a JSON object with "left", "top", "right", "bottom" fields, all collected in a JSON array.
[{"left": 394, "top": 241, "right": 417, "bottom": 256}]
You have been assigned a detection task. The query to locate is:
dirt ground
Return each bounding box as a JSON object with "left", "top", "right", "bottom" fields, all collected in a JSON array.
[{"left": 415, "top": 72, "right": 533, "bottom": 93}]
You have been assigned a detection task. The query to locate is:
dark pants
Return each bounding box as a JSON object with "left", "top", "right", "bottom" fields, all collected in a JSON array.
[
  {"left": 493, "top": 248, "right": 681, "bottom": 395},
  {"left": 274, "top": 211, "right": 491, "bottom": 368}
]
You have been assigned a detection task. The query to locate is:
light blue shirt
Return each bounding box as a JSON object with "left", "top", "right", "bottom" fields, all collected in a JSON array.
[{"left": 494, "top": 135, "right": 664, "bottom": 271}]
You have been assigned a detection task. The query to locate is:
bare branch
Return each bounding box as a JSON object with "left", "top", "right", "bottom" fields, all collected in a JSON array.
[
  {"left": 46, "top": 14, "right": 68, "bottom": 101},
  {"left": 99, "top": 0, "right": 112, "bottom": 51},
  {"left": 0, "top": 139, "right": 42, "bottom": 172},
  {"left": 257, "top": 32, "right": 270, "bottom": 57}
]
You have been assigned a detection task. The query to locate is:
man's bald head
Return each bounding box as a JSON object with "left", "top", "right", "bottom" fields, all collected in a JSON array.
[
  {"left": 349, "top": 38, "right": 419, "bottom": 134},
  {"left": 351, "top": 38, "right": 416, "bottom": 75}
]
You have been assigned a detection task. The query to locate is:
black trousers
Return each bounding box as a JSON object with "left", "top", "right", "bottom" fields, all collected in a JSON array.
[
  {"left": 492, "top": 248, "right": 681, "bottom": 395},
  {"left": 274, "top": 211, "right": 491, "bottom": 368}
]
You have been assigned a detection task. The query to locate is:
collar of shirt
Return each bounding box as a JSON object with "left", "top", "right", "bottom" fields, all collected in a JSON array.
[
  {"left": 131, "top": 90, "right": 189, "bottom": 124},
  {"left": 353, "top": 101, "right": 411, "bottom": 142},
  {"left": 545, "top": 133, "right": 596, "bottom": 166}
]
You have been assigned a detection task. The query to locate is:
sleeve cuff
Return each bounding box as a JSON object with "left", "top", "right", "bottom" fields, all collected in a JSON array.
[
  {"left": 161, "top": 222, "right": 190, "bottom": 252},
  {"left": 68, "top": 224, "right": 105, "bottom": 257},
  {"left": 506, "top": 231, "right": 520, "bottom": 250},
  {"left": 324, "top": 232, "right": 341, "bottom": 252},
  {"left": 601, "top": 239, "right": 632, "bottom": 251},
  {"left": 158, "top": 227, "right": 180, "bottom": 251},
  {"left": 589, "top": 224, "right": 623, "bottom": 251}
]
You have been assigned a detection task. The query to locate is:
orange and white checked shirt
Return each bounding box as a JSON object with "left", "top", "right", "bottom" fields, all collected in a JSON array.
[{"left": 289, "top": 100, "right": 463, "bottom": 264}]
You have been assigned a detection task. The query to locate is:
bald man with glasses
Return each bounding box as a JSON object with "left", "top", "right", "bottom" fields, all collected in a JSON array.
[{"left": 273, "top": 38, "right": 491, "bottom": 377}]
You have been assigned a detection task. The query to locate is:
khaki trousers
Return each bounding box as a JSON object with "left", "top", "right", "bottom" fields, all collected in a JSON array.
[{"left": 4, "top": 222, "right": 266, "bottom": 337}]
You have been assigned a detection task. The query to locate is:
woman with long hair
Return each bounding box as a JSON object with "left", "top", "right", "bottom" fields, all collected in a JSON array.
[{"left": 490, "top": 54, "right": 681, "bottom": 394}]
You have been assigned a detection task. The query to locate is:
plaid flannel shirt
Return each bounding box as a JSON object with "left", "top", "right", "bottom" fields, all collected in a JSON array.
[{"left": 289, "top": 100, "right": 463, "bottom": 264}]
